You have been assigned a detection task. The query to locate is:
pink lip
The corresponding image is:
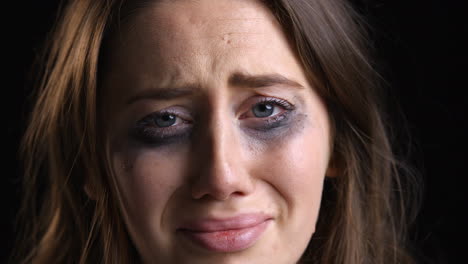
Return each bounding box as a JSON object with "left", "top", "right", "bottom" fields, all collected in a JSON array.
[{"left": 178, "top": 213, "right": 272, "bottom": 252}]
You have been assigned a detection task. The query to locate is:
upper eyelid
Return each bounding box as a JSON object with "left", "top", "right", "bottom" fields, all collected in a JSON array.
[
  {"left": 138, "top": 108, "right": 192, "bottom": 122},
  {"left": 239, "top": 98, "right": 292, "bottom": 118},
  {"left": 243, "top": 97, "right": 295, "bottom": 111},
  {"left": 257, "top": 97, "right": 293, "bottom": 106}
]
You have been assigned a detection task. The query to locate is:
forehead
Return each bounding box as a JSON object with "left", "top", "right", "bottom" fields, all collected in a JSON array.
[
  {"left": 135, "top": 0, "right": 279, "bottom": 46},
  {"left": 115, "top": 2, "right": 292, "bottom": 64},
  {"left": 102, "top": 0, "right": 308, "bottom": 101}
]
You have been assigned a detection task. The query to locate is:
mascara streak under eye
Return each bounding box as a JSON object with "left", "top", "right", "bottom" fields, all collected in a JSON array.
[
  {"left": 130, "top": 122, "right": 192, "bottom": 147},
  {"left": 242, "top": 109, "right": 297, "bottom": 140}
]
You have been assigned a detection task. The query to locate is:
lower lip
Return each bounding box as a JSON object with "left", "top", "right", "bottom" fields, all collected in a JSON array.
[{"left": 179, "top": 220, "right": 270, "bottom": 252}]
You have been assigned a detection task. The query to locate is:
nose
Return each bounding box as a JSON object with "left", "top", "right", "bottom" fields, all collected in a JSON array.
[{"left": 190, "top": 110, "right": 255, "bottom": 201}]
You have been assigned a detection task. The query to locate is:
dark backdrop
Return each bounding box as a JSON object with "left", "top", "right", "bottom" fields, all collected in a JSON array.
[{"left": 3, "top": 0, "right": 467, "bottom": 263}]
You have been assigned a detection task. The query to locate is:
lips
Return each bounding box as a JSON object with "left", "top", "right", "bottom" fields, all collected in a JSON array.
[{"left": 178, "top": 213, "right": 272, "bottom": 252}]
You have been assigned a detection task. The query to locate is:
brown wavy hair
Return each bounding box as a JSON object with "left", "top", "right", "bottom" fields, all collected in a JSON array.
[{"left": 13, "top": 0, "right": 420, "bottom": 263}]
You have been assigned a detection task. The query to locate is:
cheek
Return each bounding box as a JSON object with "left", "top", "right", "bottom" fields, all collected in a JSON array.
[
  {"left": 112, "top": 148, "right": 188, "bottom": 227},
  {"left": 253, "top": 112, "right": 330, "bottom": 201},
  {"left": 265, "top": 133, "right": 327, "bottom": 206},
  {"left": 251, "top": 115, "right": 330, "bottom": 233}
]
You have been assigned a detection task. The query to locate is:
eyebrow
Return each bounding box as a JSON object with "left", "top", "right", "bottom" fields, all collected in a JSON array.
[
  {"left": 229, "top": 72, "right": 304, "bottom": 89},
  {"left": 126, "top": 72, "right": 304, "bottom": 105}
]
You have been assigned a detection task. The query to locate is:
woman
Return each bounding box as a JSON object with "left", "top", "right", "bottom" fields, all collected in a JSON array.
[{"left": 13, "top": 0, "right": 420, "bottom": 263}]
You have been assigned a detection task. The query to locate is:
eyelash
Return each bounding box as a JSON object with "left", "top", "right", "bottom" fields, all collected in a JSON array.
[
  {"left": 131, "top": 97, "right": 295, "bottom": 145},
  {"left": 241, "top": 97, "right": 294, "bottom": 119}
]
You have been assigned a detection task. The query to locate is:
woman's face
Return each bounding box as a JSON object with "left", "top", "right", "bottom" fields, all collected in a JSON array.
[{"left": 102, "top": 0, "right": 332, "bottom": 263}]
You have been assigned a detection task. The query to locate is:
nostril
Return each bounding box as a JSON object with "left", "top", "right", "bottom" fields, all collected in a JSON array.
[
  {"left": 188, "top": 126, "right": 254, "bottom": 201},
  {"left": 190, "top": 182, "right": 234, "bottom": 201},
  {"left": 190, "top": 170, "right": 255, "bottom": 201}
]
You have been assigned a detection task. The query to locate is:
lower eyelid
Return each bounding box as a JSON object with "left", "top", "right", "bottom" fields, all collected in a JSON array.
[
  {"left": 262, "top": 110, "right": 290, "bottom": 124},
  {"left": 131, "top": 128, "right": 191, "bottom": 146},
  {"left": 242, "top": 109, "right": 293, "bottom": 129}
]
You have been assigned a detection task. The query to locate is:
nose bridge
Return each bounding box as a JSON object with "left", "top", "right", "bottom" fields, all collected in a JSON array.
[
  {"left": 200, "top": 90, "right": 236, "bottom": 166},
  {"left": 190, "top": 96, "right": 253, "bottom": 200},
  {"left": 210, "top": 106, "right": 235, "bottom": 166}
]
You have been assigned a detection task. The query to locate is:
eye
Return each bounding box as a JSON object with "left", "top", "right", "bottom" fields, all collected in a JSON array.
[
  {"left": 252, "top": 103, "right": 275, "bottom": 117},
  {"left": 239, "top": 97, "right": 296, "bottom": 131},
  {"left": 142, "top": 111, "right": 189, "bottom": 129},
  {"left": 131, "top": 109, "right": 192, "bottom": 145},
  {"left": 154, "top": 113, "right": 177, "bottom": 127},
  {"left": 241, "top": 97, "right": 294, "bottom": 120}
]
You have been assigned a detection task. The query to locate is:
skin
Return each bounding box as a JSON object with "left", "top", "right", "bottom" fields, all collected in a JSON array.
[{"left": 101, "top": 0, "right": 333, "bottom": 263}]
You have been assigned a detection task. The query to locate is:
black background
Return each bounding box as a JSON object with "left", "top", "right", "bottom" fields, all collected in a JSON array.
[{"left": 3, "top": 0, "right": 467, "bottom": 263}]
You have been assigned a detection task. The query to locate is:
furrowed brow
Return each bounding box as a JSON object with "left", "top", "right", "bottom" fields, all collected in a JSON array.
[{"left": 126, "top": 72, "right": 303, "bottom": 105}]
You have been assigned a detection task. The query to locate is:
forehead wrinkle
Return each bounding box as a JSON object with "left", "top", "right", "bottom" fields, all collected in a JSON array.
[
  {"left": 119, "top": 2, "right": 284, "bottom": 62},
  {"left": 140, "top": 0, "right": 277, "bottom": 35}
]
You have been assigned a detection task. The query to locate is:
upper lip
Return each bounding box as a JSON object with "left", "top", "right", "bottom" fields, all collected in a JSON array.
[{"left": 178, "top": 213, "right": 272, "bottom": 232}]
